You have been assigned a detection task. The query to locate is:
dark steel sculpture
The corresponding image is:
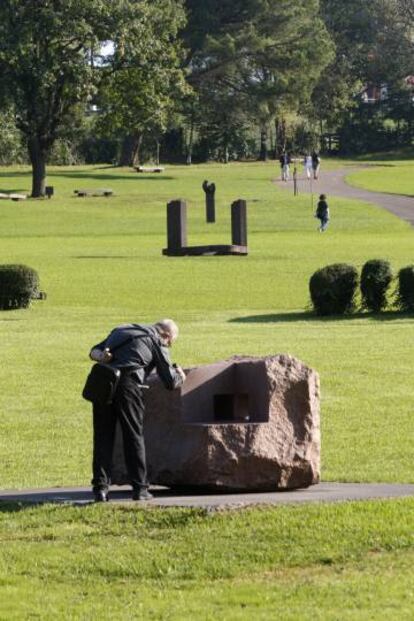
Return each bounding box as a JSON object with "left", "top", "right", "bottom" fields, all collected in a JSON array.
[
  {"left": 202, "top": 180, "right": 216, "bottom": 223},
  {"left": 166, "top": 199, "right": 187, "bottom": 253},
  {"left": 231, "top": 199, "right": 247, "bottom": 247},
  {"left": 163, "top": 197, "right": 248, "bottom": 256}
]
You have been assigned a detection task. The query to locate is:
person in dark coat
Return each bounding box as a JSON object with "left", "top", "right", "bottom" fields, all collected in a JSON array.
[
  {"left": 279, "top": 151, "right": 291, "bottom": 181},
  {"left": 315, "top": 194, "right": 330, "bottom": 232},
  {"left": 311, "top": 151, "right": 321, "bottom": 179},
  {"left": 88, "top": 319, "right": 185, "bottom": 502}
]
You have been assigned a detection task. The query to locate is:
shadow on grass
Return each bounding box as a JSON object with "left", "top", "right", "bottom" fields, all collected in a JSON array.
[
  {"left": 73, "top": 255, "right": 138, "bottom": 260},
  {"left": 229, "top": 310, "right": 413, "bottom": 324},
  {"left": 0, "top": 188, "right": 28, "bottom": 193},
  {"left": 0, "top": 170, "right": 175, "bottom": 182},
  {"left": 0, "top": 502, "right": 34, "bottom": 514},
  {"left": 47, "top": 172, "right": 175, "bottom": 182},
  {"left": 356, "top": 149, "right": 414, "bottom": 162},
  {"left": 0, "top": 171, "right": 30, "bottom": 178}
]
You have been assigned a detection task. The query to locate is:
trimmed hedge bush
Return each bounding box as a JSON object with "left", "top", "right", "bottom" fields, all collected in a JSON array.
[
  {"left": 0, "top": 264, "right": 40, "bottom": 310},
  {"left": 309, "top": 263, "right": 359, "bottom": 316},
  {"left": 360, "top": 259, "right": 393, "bottom": 312},
  {"left": 396, "top": 265, "right": 414, "bottom": 312}
]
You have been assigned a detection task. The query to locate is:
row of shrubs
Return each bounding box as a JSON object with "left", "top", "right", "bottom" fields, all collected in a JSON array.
[
  {"left": 0, "top": 264, "right": 44, "bottom": 310},
  {"left": 1, "top": 261, "right": 413, "bottom": 316},
  {"left": 309, "top": 260, "right": 414, "bottom": 316}
]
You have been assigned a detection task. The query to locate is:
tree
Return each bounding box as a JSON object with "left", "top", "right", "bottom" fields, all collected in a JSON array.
[
  {"left": 98, "top": 0, "right": 187, "bottom": 167},
  {"left": 0, "top": 1, "right": 108, "bottom": 195},
  {"left": 0, "top": 108, "right": 27, "bottom": 165},
  {"left": 313, "top": 0, "right": 414, "bottom": 150},
  {"left": 0, "top": 0, "right": 184, "bottom": 196},
  {"left": 182, "top": 0, "right": 333, "bottom": 160},
  {"left": 397, "top": 0, "right": 414, "bottom": 22},
  {"left": 196, "top": 84, "right": 252, "bottom": 162}
]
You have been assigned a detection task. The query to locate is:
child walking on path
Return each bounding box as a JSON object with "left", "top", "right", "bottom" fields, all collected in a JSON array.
[{"left": 315, "top": 194, "right": 330, "bottom": 231}]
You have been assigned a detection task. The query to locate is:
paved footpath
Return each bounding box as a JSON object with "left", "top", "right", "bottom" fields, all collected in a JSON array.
[
  {"left": 275, "top": 166, "right": 414, "bottom": 226},
  {"left": 1, "top": 482, "right": 414, "bottom": 509}
]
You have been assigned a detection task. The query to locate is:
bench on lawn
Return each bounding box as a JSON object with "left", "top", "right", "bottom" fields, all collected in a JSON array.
[
  {"left": 0, "top": 192, "right": 27, "bottom": 201},
  {"left": 74, "top": 188, "right": 114, "bottom": 197},
  {"left": 134, "top": 166, "right": 165, "bottom": 173}
]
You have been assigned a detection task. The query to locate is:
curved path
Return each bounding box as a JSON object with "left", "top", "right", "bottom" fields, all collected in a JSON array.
[
  {"left": 2, "top": 482, "right": 414, "bottom": 509},
  {"left": 275, "top": 166, "right": 414, "bottom": 226}
]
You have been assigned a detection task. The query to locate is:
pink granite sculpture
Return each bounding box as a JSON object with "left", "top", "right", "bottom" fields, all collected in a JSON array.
[{"left": 112, "top": 354, "right": 321, "bottom": 491}]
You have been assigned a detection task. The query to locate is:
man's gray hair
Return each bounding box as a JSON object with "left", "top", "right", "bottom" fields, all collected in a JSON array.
[{"left": 154, "top": 318, "right": 179, "bottom": 343}]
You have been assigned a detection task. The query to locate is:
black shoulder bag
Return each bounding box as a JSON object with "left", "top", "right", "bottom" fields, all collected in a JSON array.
[{"left": 82, "top": 330, "right": 150, "bottom": 405}]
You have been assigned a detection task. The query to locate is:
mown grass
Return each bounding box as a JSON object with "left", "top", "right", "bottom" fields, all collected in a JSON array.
[
  {"left": 0, "top": 161, "right": 413, "bottom": 489},
  {"left": 347, "top": 158, "right": 414, "bottom": 196},
  {"left": 0, "top": 159, "right": 414, "bottom": 619},
  {"left": 1, "top": 499, "right": 414, "bottom": 619}
]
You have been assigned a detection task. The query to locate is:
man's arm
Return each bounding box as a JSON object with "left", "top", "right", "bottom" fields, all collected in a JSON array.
[{"left": 154, "top": 344, "right": 185, "bottom": 390}]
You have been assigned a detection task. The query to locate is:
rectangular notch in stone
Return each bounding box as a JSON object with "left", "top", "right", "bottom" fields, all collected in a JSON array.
[
  {"left": 181, "top": 360, "right": 269, "bottom": 424},
  {"left": 214, "top": 393, "right": 249, "bottom": 422}
]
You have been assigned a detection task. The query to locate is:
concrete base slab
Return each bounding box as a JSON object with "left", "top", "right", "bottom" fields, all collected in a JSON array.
[{"left": 1, "top": 482, "right": 414, "bottom": 509}]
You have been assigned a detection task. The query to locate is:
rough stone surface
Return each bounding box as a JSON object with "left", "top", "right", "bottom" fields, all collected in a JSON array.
[{"left": 112, "top": 354, "right": 320, "bottom": 491}]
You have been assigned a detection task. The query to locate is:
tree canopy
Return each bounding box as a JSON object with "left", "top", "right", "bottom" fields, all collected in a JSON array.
[
  {"left": 98, "top": 0, "right": 187, "bottom": 167},
  {"left": 0, "top": 0, "right": 412, "bottom": 172},
  {"left": 182, "top": 0, "right": 334, "bottom": 158},
  {"left": 0, "top": 0, "right": 186, "bottom": 195}
]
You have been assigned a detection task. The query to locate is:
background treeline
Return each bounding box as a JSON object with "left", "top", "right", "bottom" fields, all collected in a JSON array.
[{"left": 0, "top": 0, "right": 413, "bottom": 192}]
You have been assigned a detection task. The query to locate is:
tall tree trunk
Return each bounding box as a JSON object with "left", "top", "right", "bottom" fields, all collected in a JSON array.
[
  {"left": 28, "top": 137, "right": 46, "bottom": 198},
  {"left": 274, "top": 117, "right": 287, "bottom": 157},
  {"left": 258, "top": 124, "right": 268, "bottom": 161},
  {"left": 269, "top": 125, "right": 275, "bottom": 158},
  {"left": 186, "top": 118, "right": 194, "bottom": 165},
  {"left": 273, "top": 118, "right": 279, "bottom": 158},
  {"left": 155, "top": 139, "right": 160, "bottom": 166},
  {"left": 131, "top": 134, "right": 142, "bottom": 167},
  {"left": 119, "top": 133, "right": 142, "bottom": 167}
]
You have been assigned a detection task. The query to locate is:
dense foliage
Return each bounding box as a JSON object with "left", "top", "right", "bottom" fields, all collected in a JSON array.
[
  {"left": 309, "top": 263, "right": 359, "bottom": 315},
  {"left": 396, "top": 265, "right": 414, "bottom": 312},
  {"left": 0, "top": 0, "right": 412, "bottom": 168},
  {"left": 360, "top": 259, "right": 393, "bottom": 312},
  {"left": 0, "top": 264, "right": 40, "bottom": 310},
  {"left": 0, "top": 0, "right": 186, "bottom": 192}
]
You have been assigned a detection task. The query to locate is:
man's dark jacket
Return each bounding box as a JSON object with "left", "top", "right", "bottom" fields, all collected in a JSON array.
[{"left": 91, "top": 323, "right": 182, "bottom": 390}]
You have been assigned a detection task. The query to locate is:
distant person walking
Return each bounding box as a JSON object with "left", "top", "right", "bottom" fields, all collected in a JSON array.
[
  {"left": 315, "top": 194, "right": 329, "bottom": 232},
  {"left": 311, "top": 151, "right": 321, "bottom": 179},
  {"left": 304, "top": 154, "right": 313, "bottom": 179},
  {"left": 279, "top": 151, "right": 291, "bottom": 181}
]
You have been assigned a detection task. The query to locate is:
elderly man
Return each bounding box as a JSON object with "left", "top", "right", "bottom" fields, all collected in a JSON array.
[{"left": 89, "top": 319, "right": 185, "bottom": 502}]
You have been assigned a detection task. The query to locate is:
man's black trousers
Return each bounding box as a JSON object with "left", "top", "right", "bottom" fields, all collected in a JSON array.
[{"left": 92, "top": 373, "right": 148, "bottom": 492}]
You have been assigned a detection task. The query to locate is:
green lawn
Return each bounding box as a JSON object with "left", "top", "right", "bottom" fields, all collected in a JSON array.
[
  {"left": 0, "top": 161, "right": 412, "bottom": 489},
  {"left": 1, "top": 499, "right": 414, "bottom": 619},
  {"left": 0, "top": 160, "right": 413, "bottom": 619},
  {"left": 346, "top": 158, "right": 414, "bottom": 196}
]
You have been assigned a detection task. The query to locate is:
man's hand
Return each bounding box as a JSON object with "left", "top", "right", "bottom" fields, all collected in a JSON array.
[
  {"left": 175, "top": 365, "right": 186, "bottom": 383},
  {"left": 90, "top": 347, "right": 113, "bottom": 363},
  {"left": 101, "top": 348, "right": 113, "bottom": 363}
]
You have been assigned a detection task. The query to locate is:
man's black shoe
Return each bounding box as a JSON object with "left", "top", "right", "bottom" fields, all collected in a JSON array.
[
  {"left": 132, "top": 489, "right": 153, "bottom": 501},
  {"left": 94, "top": 490, "right": 108, "bottom": 503}
]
